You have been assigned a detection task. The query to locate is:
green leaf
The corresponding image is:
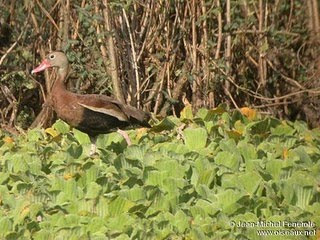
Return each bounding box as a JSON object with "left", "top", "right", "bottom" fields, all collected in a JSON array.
[
  {"left": 295, "top": 186, "right": 313, "bottom": 209},
  {"left": 215, "top": 151, "right": 241, "bottom": 171},
  {"left": 216, "top": 189, "right": 244, "bottom": 215},
  {"left": 173, "top": 210, "right": 190, "bottom": 233},
  {"left": 180, "top": 105, "right": 193, "bottom": 120},
  {"left": 73, "top": 128, "right": 91, "bottom": 144},
  {"left": 237, "top": 141, "right": 257, "bottom": 161},
  {"left": 108, "top": 197, "right": 135, "bottom": 217},
  {"left": 0, "top": 217, "right": 12, "bottom": 237},
  {"left": 119, "top": 187, "right": 145, "bottom": 202},
  {"left": 53, "top": 120, "right": 70, "bottom": 134},
  {"left": 96, "top": 132, "right": 124, "bottom": 147},
  {"left": 246, "top": 118, "right": 281, "bottom": 135},
  {"left": 183, "top": 127, "right": 208, "bottom": 150},
  {"left": 26, "top": 128, "right": 44, "bottom": 142},
  {"left": 85, "top": 182, "right": 102, "bottom": 199},
  {"left": 151, "top": 117, "right": 177, "bottom": 132},
  {"left": 124, "top": 145, "right": 146, "bottom": 161},
  {"left": 238, "top": 172, "right": 262, "bottom": 195},
  {"left": 265, "top": 159, "right": 283, "bottom": 180},
  {"left": 271, "top": 122, "right": 295, "bottom": 136}
]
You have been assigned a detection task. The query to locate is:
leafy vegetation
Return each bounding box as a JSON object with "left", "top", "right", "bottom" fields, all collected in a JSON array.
[
  {"left": 1, "top": 106, "right": 319, "bottom": 239},
  {"left": 1, "top": 0, "right": 320, "bottom": 130}
]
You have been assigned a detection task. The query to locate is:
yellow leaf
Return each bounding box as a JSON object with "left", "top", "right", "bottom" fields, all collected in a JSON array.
[
  {"left": 316, "top": 229, "right": 320, "bottom": 240},
  {"left": 234, "top": 120, "right": 245, "bottom": 135},
  {"left": 303, "top": 131, "right": 313, "bottom": 143},
  {"left": 180, "top": 105, "right": 193, "bottom": 120},
  {"left": 20, "top": 205, "right": 30, "bottom": 218},
  {"left": 3, "top": 136, "right": 14, "bottom": 144},
  {"left": 240, "top": 107, "right": 257, "bottom": 120},
  {"left": 226, "top": 130, "right": 242, "bottom": 140},
  {"left": 211, "top": 106, "right": 226, "bottom": 114},
  {"left": 45, "top": 127, "right": 59, "bottom": 138},
  {"left": 136, "top": 128, "right": 148, "bottom": 141},
  {"left": 282, "top": 148, "right": 289, "bottom": 159},
  {"left": 64, "top": 173, "right": 73, "bottom": 180}
]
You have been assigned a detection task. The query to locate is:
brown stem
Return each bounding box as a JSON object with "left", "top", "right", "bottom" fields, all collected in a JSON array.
[
  {"left": 122, "top": 8, "right": 140, "bottom": 107},
  {"left": 102, "top": 0, "right": 125, "bottom": 103},
  {"left": 224, "top": 0, "right": 231, "bottom": 94}
]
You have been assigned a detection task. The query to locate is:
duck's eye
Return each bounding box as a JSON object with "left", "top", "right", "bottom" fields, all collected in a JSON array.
[{"left": 49, "top": 54, "right": 55, "bottom": 60}]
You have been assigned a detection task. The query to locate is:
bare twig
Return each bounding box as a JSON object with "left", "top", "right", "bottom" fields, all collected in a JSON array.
[
  {"left": 0, "top": 85, "right": 18, "bottom": 126},
  {"left": 102, "top": 0, "right": 125, "bottom": 103},
  {"left": 0, "top": 12, "right": 30, "bottom": 65},
  {"left": 35, "top": 0, "right": 60, "bottom": 31},
  {"left": 224, "top": 0, "right": 231, "bottom": 93},
  {"left": 212, "top": 60, "right": 320, "bottom": 102},
  {"left": 123, "top": 8, "right": 140, "bottom": 107},
  {"left": 224, "top": 86, "right": 239, "bottom": 110}
]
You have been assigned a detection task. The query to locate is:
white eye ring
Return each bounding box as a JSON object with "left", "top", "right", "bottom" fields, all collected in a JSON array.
[{"left": 49, "top": 54, "right": 55, "bottom": 60}]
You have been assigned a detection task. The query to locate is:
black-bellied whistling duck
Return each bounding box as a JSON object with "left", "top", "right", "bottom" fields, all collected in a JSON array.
[{"left": 32, "top": 51, "right": 150, "bottom": 145}]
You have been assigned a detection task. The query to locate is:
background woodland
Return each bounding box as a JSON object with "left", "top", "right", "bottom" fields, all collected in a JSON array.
[{"left": 0, "top": 0, "right": 320, "bottom": 132}]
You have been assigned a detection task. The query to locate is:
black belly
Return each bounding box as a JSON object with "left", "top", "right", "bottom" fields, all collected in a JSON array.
[{"left": 76, "top": 108, "right": 130, "bottom": 136}]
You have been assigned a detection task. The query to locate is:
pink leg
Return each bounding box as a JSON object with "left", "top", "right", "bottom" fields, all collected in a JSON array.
[{"left": 117, "top": 129, "right": 132, "bottom": 146}]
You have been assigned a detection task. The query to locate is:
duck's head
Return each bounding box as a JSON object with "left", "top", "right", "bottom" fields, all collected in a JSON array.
[{"left": 32, "top": 51, "right": 68, "bottom": 74}]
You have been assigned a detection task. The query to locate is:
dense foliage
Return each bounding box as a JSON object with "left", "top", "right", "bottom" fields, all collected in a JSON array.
[
  {"left": 0, "top": 106, "right": 319, "bottom": 239},
  {"left": 0, "top": 0, "right": 320, "bottom": 130}
]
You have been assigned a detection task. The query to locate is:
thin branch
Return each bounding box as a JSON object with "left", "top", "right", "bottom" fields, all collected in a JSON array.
[
  {"left": 35, "top": 0, "right": 60, "bottom": 31},
  {"left": 211, "top": 60, "right": 320, "bottom": 102},
  {"left": 0, "top": 12, "right": 30, "bottom": 65},
  {"left": 102, "top": 0, "right": 125, "bottom": 103},
  {"left": 122, "top": 8, "right": 140, "bottom": 107}
]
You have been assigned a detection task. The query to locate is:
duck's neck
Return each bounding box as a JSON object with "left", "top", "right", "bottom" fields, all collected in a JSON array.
[{"left": 52, "top": 66, "right": 68, "bottom": 92}]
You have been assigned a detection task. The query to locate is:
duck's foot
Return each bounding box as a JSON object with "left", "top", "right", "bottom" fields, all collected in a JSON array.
[
  {"left": 89, "top": 136, "right": 97, "bottom": 156},
  {"left": 117, "top": 129, "right": 132, "bottom": 146},
  {"left": 89, "top": 143, "right": 97, "bottom": 156}
]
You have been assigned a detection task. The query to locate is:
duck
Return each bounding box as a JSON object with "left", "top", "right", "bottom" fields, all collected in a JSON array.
[{"left": 31, "top": 51, "right": 150, "bottom": 145}]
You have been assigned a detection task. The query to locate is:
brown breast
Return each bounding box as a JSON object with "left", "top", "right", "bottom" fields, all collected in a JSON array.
[{"left": 51, "top": 91, "right": 84, "bottom": 127}]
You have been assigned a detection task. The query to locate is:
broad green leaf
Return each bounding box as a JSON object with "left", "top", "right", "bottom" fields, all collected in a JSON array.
[
  {"left": 0, "top": 217, "right": 12, "bottom": 237},
  {"left": 180, "top": 105, "right": 193, "bottom": 120},
  {"left": 33, "top": 230, "right": 52, "bottom": 240},
  {"left": 26, "top": 128, "right": 44, "bottom": 142},
  {"left": 196, "top": 108, "right": 209, "bottom": 120},
  {"left": 173, "top": 210, "right": 189, "bottom": 233},
  {"left": 237, "top": 141, "right": 257, "bottom": 161},
  {"left": 238, "top": 172, "right": 262, "bottom": 195},
  {"left": 271, "top": 122, "right": 295, "bottom": 136},
  {"left": 246, "top": 118, "right": 281, "bottom": 135},
  {"left": 0, "top": 172, "right": 9, "bottom": 184},
  {"left": 265, "top": 159, "right": 283, "bottom": 180},
  {"left": 83, "top": 165, "right": 100, "bottom": 184},
  {"left": 13, "top": 199, "right": 31, "bottom": 226},
  {"left": 108, "top": 197, "right": 135, "bottom": 217},
  {"left": 124, "top": 145, "right": 146, "bottom": 161},
  {"left": 119, "top": 187, "right": 145, "bottom": 202},
  {"left": 195, "top": 199, "right": 219, "bottom": 216},
  {"left": 291, "top": 146, "right": 313, "bottom": 166},
  {"left": 145, "top": 170, "right": 169, "bottom": 187},
  {"left": 85, "top": 182, "right": 102, "bottom": 199},
  {"left": 11, "top": 153, "right": 29, "bottom": 173},
  {"left": 96, "top": 197, "right": 109, "bottom": 217},
  {"left": 72, "top": 128, "right": 91, "bottom": 144},
  {"left": 216, "top": 189, "right": 244, "bottom": 215},
  {"left": 183, "top": 127, "right": 208, "bottom": 150},
  {"left": 63, "top": 179, "right": 78, "bottom": 201},
  {"left": 155, "top": 159, "right": 186, "bottom": 179},
  {"left": 295, "top": 186, "right": 313, "bottom": 209},
  {"left": 96, "top": 132, "right": 124, "bottom": 147},
  {"left": 53, "top": 119, "right": 70, "bottom": 134},
  {"left": 215, "top": 151, "right": 241, "bottom": 171},
  {"left": 151, "top": 117, "right": 176, "bottom": 132}
]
